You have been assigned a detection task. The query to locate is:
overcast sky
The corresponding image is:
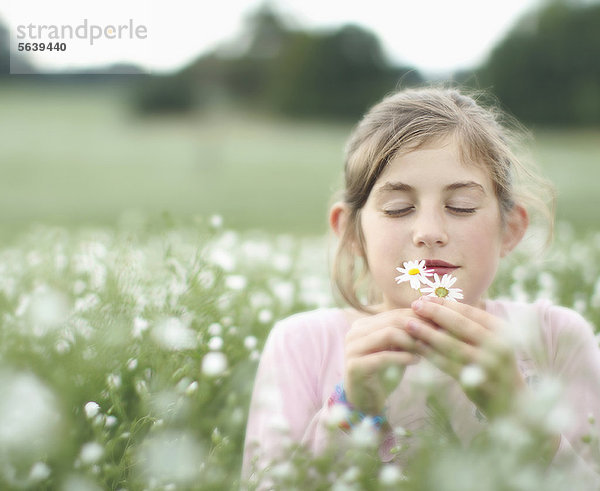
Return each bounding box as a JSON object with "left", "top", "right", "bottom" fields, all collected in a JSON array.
[{"left": 3, "top": 0, "right": 542, "bottom": 76}]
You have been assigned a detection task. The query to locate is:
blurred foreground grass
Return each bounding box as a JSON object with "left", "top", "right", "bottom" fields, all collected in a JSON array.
[
  {"left": 0, "top": 219, "right": 597, "bottom": 489},
  {"left": 1, "top": 84, "right": 598, "bottom": 241}
]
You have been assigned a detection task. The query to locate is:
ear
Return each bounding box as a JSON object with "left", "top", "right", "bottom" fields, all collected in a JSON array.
[
  {"left": 329, "top": 201, "right": 351, "bottom": 239},
  {"left": 330, "top": 202, "right": 363, "bottom": 257},
  {"left": 500, "top": 204, "right": 529, "bottom": 257}
]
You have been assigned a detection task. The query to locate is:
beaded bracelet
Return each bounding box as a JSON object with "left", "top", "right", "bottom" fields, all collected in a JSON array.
[{"left": 327, "top": 382, "right": 386, "bottom": 430}]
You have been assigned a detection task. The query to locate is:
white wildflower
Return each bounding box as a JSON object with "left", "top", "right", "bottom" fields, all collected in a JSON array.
[
  {"left": 460, "top": 364, "right": 486, "bottom": 388},
  {"left": 395, "top": 260, "right": 433, "bottom": 290},
  {"left": 351, "top": 418, "right": 379, "bottom": 448},
  {"left": 0, "top": 371, "right": 62, "bottom": 456},
  {"left": 135, "top": 380, "right": 149, "bottom": 396},
  {"left": 28, "top": 461, "right": 51, "bottom": 482},
  {"left": 207, "top": 322, "right": 222, "bottom": 336},
  {"left": 132, "top": 317, "right": 148, "bottom": 338},
  {"left": 258, "top": 308, "right": 273, "bottom": 324},
  {"left": 267, "top": 413, "right": 290, "bottom": 433},
  {"left": 269, "top": 461, "right": 295, "bottom": 480},
  {"left": 201, "top": 352, "right": 228, "bottom": 377},
  {"left": 244, "top": 336, "right": 258, "bottom": 350},
  {"left": 273, "top": 253, "right": 292, "bottom": 272},
  {"left": 270, "top": 280, "right": 295, "bottom": 307},
  {"left": 79, "top": 442, "right": 104, "bottom": 465},
  {"left": 241, "top": 240, "right": 272, "bottom": 262},
  {"left": 84, "top": 402, "right": 101, "bottom": 419},
  {"left": 394, "top": 426, "right": 408, "bottom": 438},
  {"left": 151, "top": 317, "right": 197, "bottom": 351},
  {"left": 27, "top": 286, "right": 69, "bottom": 334},
  {"left": 411, "top": 359, "right": 439, "bottom": 389},
  {"left": 210, "top": 214, "right": 223, "bottom": 228},
  {"left": 208, "top": 336, "right": 223, "bottom": 351},
  {"left": 55, "top": 339, "right": 71, "bottom": 354},
  {"left": 326, "top": 404, "right": 351, "bottom": 428},
  {"left": 209, "top": 249, "right": 235, "bottom": 272},
  {"left": 184, "top": 381, "right": 198, "bottom": 396},
  {"left": 74, "top": 293, "right": 100, "bottom": 313},
  {"left": 107, "top": 373, "right": 122, "bottom": 389},
  {"left": 573, "top": 298, "right": 587, "bottom": 314},
  {"left": 341, "top": 465, "right": 360, "bottom": 483},
  {"left": 420, "top": 273, "right": 464, "bottom": 301},
  {"left": 231, "top": 407, "right": 245, "bottom": 426},
  {"left": 379, "top": 464, "right": 405, "bottom": 485},
  {"left": 225, "top": 274, "right": 247, "bottom": 291},
  {"left": 198, "top": 270, "right": 216, "bottom": 289},
  {"left": 15, "top": 294, "right": 30, "bottom": 317}
]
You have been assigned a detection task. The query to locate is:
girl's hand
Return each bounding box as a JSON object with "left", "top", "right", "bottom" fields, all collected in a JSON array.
[
  {"left": 344, "top": 309, "right": 422, "bottom": 417},
  {"left": 407, "top": 296, "right": 526, "bottom": 419}
]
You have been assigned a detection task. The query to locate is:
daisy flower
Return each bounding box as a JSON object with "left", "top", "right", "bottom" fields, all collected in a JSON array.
[
  {"left": 420, "top": 273, "right": 464, "bottom": 301},
  {"left": 395, "top": 260, "right": 433, "bottom": 290}
]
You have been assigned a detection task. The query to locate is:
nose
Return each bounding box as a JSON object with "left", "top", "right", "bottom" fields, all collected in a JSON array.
[{"left": 412, "top": 209, "right": 448, "bottom": 248}]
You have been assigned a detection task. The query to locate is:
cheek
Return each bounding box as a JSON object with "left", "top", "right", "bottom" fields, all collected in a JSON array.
[
  {"left": 361, "top": 215, "right": 404, "bottom": 258},
  {"left": 458, "top": 219, "right": 504, "bottom": 291}
]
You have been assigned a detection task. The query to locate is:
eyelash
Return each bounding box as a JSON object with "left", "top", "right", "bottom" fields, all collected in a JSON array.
[
  {"left": 446, "top": 206, "right": 477, "bottom": 215},
  {"left": 383, "top": 206, "right": 477, "bottom": 217}
]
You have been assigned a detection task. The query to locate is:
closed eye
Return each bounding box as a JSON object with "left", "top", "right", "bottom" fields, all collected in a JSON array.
[
  {"left": 383, "top": 207, "right": 414, "bottom": 217},
  {"left": 446, "top": 206, "right": 477, "bottom": 215}
]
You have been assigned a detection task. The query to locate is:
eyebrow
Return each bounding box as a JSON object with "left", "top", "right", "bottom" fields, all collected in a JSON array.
[{"left": 377, "top": 180, "right": 486, "bottom": 194}]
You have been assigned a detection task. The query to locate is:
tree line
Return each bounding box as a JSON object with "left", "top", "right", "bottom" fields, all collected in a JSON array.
[{"left": 2, "top": 0, "right": 599, "bottom": 125}]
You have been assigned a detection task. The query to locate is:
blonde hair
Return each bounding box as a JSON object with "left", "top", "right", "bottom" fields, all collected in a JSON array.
[{"left": 332, "top": 86, "right": 555, "bottom": 313}]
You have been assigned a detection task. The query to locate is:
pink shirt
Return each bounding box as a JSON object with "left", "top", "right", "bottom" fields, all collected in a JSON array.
[{"left": 243, "top": 299, "right": 600, "bottom": 483}]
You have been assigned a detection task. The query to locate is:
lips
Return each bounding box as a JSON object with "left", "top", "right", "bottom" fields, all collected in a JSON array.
[{"left": 424, "top": 259, "right": 458, "bottom": 275}]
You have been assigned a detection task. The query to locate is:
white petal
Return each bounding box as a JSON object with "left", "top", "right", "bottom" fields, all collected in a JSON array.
[
  {"left": 446, "top": 275, "right": 457, "bottom": 287},
  {"left": 409, "top": 277, "right": 422, "bottom": 290}
]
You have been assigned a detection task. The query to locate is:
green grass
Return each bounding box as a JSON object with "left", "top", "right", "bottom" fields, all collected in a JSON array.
[
  {"left": 0, "top": 221, "right": 597, "bottom": 489},
  {"left": 0, "top": 84, "right": 598, "bottom": 239}
]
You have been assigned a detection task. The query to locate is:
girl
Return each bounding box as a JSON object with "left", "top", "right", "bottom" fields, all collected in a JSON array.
[{"left": 242, "top": 87, "right": 600, "bottom": 485}]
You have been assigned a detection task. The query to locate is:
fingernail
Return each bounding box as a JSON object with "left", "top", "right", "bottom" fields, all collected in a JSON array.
[
  {"left": 412, "top": 300, "right": 423, "bottom": 311},
  {"left": 407, "top": 320, "right": 418, "bottom": 333}
]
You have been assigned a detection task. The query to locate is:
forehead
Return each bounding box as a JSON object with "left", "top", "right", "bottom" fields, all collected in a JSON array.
[{"left": 375, "top": 137, "right": 494, "bottom": 191}]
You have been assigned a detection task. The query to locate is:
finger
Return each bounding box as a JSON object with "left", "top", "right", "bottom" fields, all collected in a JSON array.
[
  {"left": 346, "top": 325, "right": 418, "bottom": 357},
  {"left": 411, "top": 298, "right": 496, "bottom": 346},
  {"left": 407, "top": 319, "right": 479, "bottom": 365},
  {"left": 418, "top": 296, "right": 503, "bottom": 332},
  {"left": 346, "top": 350, "right": 421, "bottom": 379},
  {"left": 413, "top": 340, "right": 463, "bottom": 380},
  {"left": 346, "top": 310, "right": 415, "bottom": 339}
]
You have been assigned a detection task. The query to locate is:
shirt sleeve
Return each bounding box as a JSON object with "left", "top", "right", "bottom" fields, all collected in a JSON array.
[
  {"left": 241, "top": 314, "right": 352, "bottom": 483},
  {"left": 544, "top": 305, "right": 600, "bottom": 479}
]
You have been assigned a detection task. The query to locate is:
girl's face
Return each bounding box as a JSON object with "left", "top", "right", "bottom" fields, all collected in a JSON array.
[{"left": 359, "top": 137, "right": 523, "bottom": 309}]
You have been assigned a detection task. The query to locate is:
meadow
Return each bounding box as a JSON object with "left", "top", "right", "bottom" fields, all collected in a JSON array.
[
  {"left": 0, "top": 84, "right": 599, "bottom": 237},
  {"left": 0, "top": 84, "right": 599, "bottom": 489}
]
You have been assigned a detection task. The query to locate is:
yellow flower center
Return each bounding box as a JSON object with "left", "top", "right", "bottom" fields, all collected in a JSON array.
[
  {"left": 435, "top": 287, "right": 449, "bottom": 298},
  {"left": 408, "top": 268, "right": 420, "bottom": 275}
]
